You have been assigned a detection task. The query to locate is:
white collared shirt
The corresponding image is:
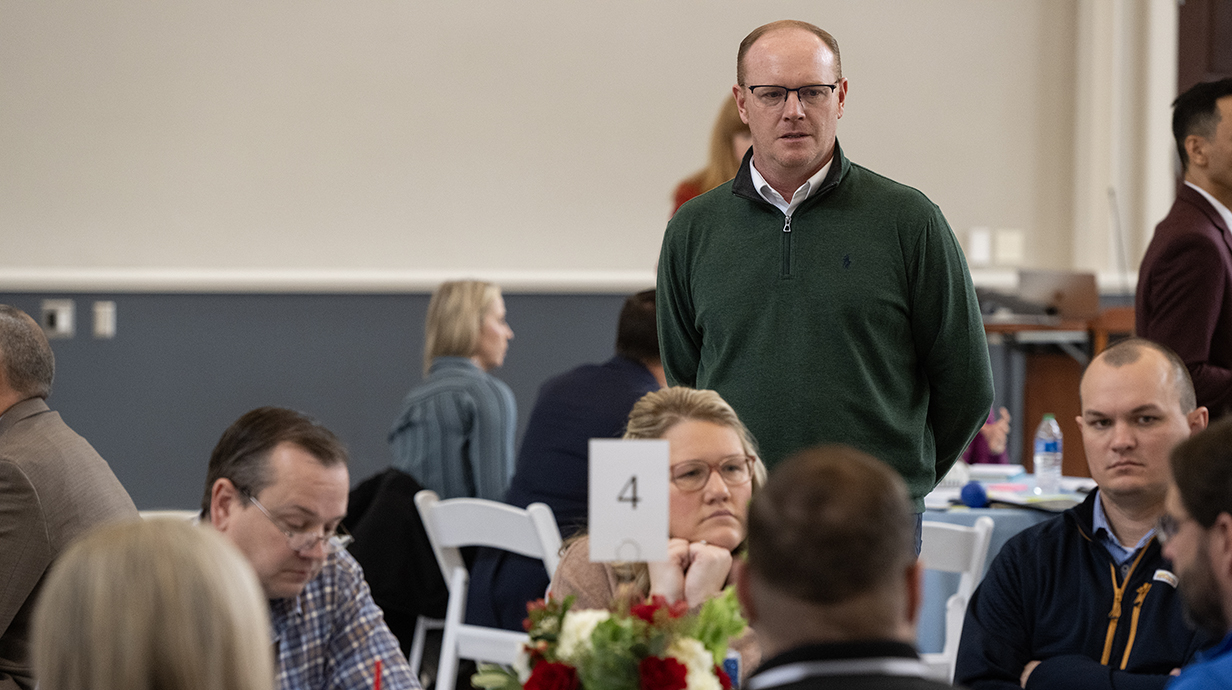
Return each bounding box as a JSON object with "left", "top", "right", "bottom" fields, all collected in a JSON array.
[
  {"left": 1186, "top": 181, "right": 1232, "bottom": 232},
  {"left": 750, "top": 158, "right": 833, "bottom": 217}
]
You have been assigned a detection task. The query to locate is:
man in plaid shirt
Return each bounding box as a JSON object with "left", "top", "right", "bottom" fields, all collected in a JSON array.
[{"left": 202, "top": 406, "right": 418, "bottom": 690}]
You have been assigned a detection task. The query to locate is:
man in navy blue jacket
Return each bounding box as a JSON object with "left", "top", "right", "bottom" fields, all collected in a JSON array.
[
  {"left": 466, "top": 289, "right": 664, "bottom": 630},
  {"left": 955, "top": 338, "right": 1212, "bottom": 690},
  {"left": 1162, "top": 418, "right": 1232, "bottom": 689}
]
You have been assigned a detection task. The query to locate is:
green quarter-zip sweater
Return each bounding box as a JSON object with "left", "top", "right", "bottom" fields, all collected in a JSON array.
[{"left": 657, "top": 142, "right": 993, "bottom": 509}]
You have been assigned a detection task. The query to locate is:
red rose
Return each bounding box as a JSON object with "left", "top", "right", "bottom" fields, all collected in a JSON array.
[
  {"left": 631, "top": 597, "right": 663, "bottom": 623},
  {"left": 632, "top": 595, "right": 689, "bottom": 623},
  {"left": 666, "top": 599, "right": 688, "bottom": 619},
  {"left": 639, "top": 656, "right": 688, "bottom": 690},
  {"left": 714, "top": 664, "right": 732, "bottom": 690},
  {"left": 524, "top": 662, "right": 579, "bottom": 690}
]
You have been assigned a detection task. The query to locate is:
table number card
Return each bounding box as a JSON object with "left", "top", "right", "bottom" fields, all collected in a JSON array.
[{"left": 588, "top": 438, "right": 669, "bottom": 563}]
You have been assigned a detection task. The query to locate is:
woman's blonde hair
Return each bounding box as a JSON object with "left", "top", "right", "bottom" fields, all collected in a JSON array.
[
  {"left": 423, "top": 280, "right": 502, "bottom": 375},
  {"left": 612, "top": 386, "right": 766, "bottom": 593},
  {"left": 624, "top": 387, "right": 765, "bottom": 484},
  {"left": 32, "top": 519, "right": 274, "bottom": 690},
  {"left": 680, "top": 98, "right": 751, "bottom": 197}
]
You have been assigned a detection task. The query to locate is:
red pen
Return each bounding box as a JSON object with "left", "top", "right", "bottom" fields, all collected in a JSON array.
[{"left": 374, "top": 659, "right": 382, "bottom": 690}]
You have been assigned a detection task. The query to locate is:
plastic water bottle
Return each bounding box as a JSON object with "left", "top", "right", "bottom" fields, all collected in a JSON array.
[{"left": 1033, "top": 413, "right": 1063, "bottom": 495}]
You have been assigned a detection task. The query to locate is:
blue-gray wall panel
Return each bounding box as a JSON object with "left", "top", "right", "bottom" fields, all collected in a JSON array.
[{"left": 0, "top": 292, "right": 631, "bottom": 509}]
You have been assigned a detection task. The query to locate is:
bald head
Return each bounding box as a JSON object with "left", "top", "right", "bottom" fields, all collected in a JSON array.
[
  {"left": 0, "top": 306, "right": 54, "bottom": 405},
  {"left": 1083, "top": 338, "right": 1195, "bottom": 413},
  {"left": 737, "top": 20, "right": 842, "bottom": 86}
]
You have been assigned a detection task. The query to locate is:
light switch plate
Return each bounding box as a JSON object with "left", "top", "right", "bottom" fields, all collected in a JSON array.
[{"left": 41, "top": 299, "right": 75, "bottom": 339}]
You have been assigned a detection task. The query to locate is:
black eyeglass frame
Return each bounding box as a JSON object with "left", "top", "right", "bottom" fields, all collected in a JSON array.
[
  {"left": 1156, "top": 513, "right": 1183, "bottom": 545},
  {"left": 745, "top": 83, "right": 840, "bottom": 107}
]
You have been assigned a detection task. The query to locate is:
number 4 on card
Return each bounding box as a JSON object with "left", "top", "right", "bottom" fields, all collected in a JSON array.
[
  {"left": 588, "top": 439, "right": 668, "bottom": 562},
  {"left": 618, "top": 476, "right": 639, "bottom": 508}
]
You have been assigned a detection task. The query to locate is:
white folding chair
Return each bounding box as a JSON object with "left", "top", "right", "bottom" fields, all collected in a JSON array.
[
  {"left": 918, "top": 516, "right": 994, "bottom": 682},
  {"left": 413, "top": 490, "right": 563, "bottom": 690}
]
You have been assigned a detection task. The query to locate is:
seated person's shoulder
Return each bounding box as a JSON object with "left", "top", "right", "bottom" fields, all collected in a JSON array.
[
  {"left": 551, "top": 536, "right": 620, "bottom": 610},
  {"left": 984, "top": 512, "right": 1078, "bottom": 578}
]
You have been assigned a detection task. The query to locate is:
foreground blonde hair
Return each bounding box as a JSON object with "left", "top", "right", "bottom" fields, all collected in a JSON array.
[
  {"left": 612, "top": 387, "right": 767, "bottom": 593},
  {"left": 33, "top": 519, "right": 273, "bottom": 690},
  {"left": 423, "top": 280, "right": 502, "bottom": 375}
]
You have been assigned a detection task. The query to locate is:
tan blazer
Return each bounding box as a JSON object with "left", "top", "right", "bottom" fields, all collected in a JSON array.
[{"left": 0, "top": 398, "right": 138, "bottom": 690}]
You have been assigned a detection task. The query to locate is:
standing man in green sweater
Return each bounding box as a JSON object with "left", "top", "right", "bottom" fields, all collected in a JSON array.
[{"left": 657, "top": 20, "right": 993, "bottom": 522}]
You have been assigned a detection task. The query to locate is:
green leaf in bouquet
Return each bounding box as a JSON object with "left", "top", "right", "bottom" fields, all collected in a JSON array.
[
  {"left": 574, "top": 617, "right": 640, "bottom": 690},
  {"left": 471, "top": 664, "right": 522, "bottom": 690},
  {"left": 685, "top": 587, "right": 748, "bottom": 665}
]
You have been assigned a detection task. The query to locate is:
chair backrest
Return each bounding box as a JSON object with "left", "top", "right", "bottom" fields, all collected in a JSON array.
[
  {"left": 920, "top": 517, "right": 994, "bottom": 600},
  {"left": 918, "top": 516, "right": 995, "bottom": 682},
  {"left": 414, "top": 490, "right": 563, "bottom": 586},
  {"left": 413, "top": 490, "right": 563, "bottom": 688}
]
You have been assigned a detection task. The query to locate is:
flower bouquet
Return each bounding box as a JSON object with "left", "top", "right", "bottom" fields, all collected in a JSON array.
[{"left": 472, "top": 589, "right": 747, "bottom": 690}]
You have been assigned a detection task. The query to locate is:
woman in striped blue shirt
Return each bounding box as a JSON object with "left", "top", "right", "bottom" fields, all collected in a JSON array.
[{"left": 389, "top": 280, "right": 516, "bottom": 500}]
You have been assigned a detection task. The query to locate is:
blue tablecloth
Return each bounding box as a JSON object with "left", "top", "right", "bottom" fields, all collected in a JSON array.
[{"left": 916, "top": 507, "right": 1054, "bottom": 653}]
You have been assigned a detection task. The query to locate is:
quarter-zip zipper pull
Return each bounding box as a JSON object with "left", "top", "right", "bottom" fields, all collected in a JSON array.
[{"left": 783, "top": 215, "right": 792, "bottom": 233}]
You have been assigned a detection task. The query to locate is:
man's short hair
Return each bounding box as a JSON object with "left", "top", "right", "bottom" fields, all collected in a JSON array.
[
  {"left": 614, "top": 289, "right": 659, "bottom": 363},
  {"left": 1171, "top": 417, "right": 1232, "bottom": 529},
  {"left": 200, "top": 407, "right": 348, "bottom": 516},
  {"left": 0, "top": 305, "right": 54, "bottom": 400},
  {"left": 745, "top": 445, "right": 915, "bottom": 604},
  {"left": 737, "top": 20, "right": 842, "bottom": 86},
  {"left": 1087, "top": 337, "right": 1196, "bottom": 412},
  {"left": 1172, "top": 78, "right": 1232, "bottom": 171}
]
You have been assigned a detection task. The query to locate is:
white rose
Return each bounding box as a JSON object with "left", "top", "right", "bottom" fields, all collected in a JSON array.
[
  {"left": 556, "top": 609, "right": 611, "bottom": 663},
  {"left": 666, "top": 638, "right": 721, "bottom": 690},
  {"left": 513, "top": 648, "right": 532, "bottom": 683}
]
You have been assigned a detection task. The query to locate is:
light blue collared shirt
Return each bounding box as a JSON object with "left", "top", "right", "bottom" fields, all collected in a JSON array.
[{"left": 1092, "top": 491, "right": 1156, "bottom": 566}]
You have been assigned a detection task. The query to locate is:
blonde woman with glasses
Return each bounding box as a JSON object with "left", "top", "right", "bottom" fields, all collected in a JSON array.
[
  {"left": 549, "top": 387, "right": 765, "bottom": 673},
  {"left": 552, "top": 387, "right": 766, "bottom": 609}
]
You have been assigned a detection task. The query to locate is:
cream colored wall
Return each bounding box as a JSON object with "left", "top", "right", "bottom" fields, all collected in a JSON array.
[{"left": 0, "top": 1, "right": 1146, "bottom": 288}]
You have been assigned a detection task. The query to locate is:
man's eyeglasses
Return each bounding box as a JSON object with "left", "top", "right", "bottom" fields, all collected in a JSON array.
[
  {"left": 1156, "top": 513, "right": 1181, "bottom": 545},
  {"left": 671, "top": 456, "right": 754, "bottom": 493},
  {"left": 746, "top": 84, "right": 838, "bottom": 108},
  {"left": 242, "top": 491, "right": 353, "bottom": 554}
]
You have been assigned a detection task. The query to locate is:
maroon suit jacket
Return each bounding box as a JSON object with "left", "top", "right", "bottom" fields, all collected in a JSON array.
[{"left": 1137, "top": 183, "right": 1232, "bottom": 417}]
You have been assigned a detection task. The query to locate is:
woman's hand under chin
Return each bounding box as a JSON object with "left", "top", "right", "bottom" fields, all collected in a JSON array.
[
  {"left": 647, "top": 538, "right": 733, "bottom": 609},
  {"left": 683, "top": 541, "right": 733, "bottom": 608},
  {"left": 647, "top": 538, "right": 692, "bottom": 604}
]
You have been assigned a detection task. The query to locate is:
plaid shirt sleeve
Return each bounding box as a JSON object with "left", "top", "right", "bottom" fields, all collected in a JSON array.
[{"left": 273, "top": 551, "right": 420, "bottom": 690}]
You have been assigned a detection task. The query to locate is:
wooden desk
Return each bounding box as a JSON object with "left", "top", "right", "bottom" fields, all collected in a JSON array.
[
  {"left": 1090, "top": 306, "right": 1136, "bottom": 354},
  {"left": 984, "top": 308, "right": 1134, "bottom": 478}
]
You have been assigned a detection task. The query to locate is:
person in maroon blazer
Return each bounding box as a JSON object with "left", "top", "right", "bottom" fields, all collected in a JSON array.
[{"left": 1138, "top": 78, "right": 1232, "bottom": 419}]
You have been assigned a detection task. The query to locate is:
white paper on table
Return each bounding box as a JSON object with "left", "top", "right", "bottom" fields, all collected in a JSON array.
[{"left": 588, "top": 438, "right": 669, "bottom": 563}]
